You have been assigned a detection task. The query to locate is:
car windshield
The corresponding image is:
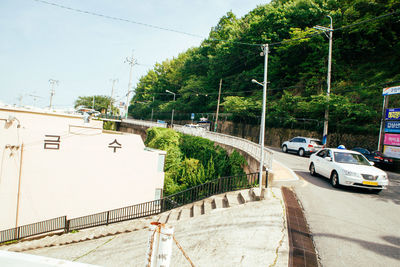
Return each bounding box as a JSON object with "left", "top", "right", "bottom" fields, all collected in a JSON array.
[
  {"left": 334, "top": 152, "right": 371, "bottom": 165},
  {"left": 310, "top": 140, "right": 322, "bottom": 145}
]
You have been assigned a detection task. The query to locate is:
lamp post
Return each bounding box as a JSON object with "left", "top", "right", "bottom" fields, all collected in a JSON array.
[
  {"left": 314, "top": 15, "right": 333, "bottom": 145},
  {"left": 165, "top": 90, "right": 176, "bottom": 128},
  {"left": 251, "top": 43, "right": 269, "bottom": 190}
]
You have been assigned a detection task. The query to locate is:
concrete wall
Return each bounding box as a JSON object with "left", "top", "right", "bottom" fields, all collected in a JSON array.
[
  {"left": 216, "top": 121, "right": 377, "bottom": 150},
  {"left": 0, "top": 107, "right": 165, "bottom": 230},
  {"left": 119, "top": 122, "right": 148, "bottom": 142}
]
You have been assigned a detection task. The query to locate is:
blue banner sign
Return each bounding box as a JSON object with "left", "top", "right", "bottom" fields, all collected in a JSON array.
[
  {"left": 385, "top": 121, "right": 400, "bottom": 133},
  {"left": 386, "top": 108, "right": 400, "bottom": 120}
]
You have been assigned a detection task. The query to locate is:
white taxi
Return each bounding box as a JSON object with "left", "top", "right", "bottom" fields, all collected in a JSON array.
[{"left": 309, "top": 148, "right": 389, "bottom": 193}]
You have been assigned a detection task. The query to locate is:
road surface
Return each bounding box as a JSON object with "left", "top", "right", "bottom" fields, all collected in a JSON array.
[{"left": 270, "top": 147, "right": 400, "bottom": 267}]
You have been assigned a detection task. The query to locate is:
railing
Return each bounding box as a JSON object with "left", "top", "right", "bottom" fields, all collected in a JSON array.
[
  {"left": 0, "top": 216, "right": 66, "bottom": 243},
  {"left": 174, "top": 125, "right": 273, "bottom": 171},
  {"left": 67, "top": 200, "right": 163, "bottom": 231},
  {"left": 0, "top": 172, "right": 261, "bottom": 244},
  {"left": 122, "top": 118, "right": 167, "bottom": 128},
  {"left": 99, "top": 114, "right": 122, "bottom": 120},
  {"left": 163, "top": 172, "right": 259, "bottom": 210}
]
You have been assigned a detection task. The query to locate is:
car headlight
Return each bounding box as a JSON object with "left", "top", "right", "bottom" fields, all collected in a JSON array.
[
  {"left": 343, "top": 170, "right": 361, "bottom": 177},
  {"left": 380, "top": 174, "right": 388, "bottom": 180}
]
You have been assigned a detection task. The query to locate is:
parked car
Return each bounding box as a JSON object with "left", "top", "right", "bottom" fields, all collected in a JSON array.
[
  {"left": 309, "top": 148, "right": 388, "bottom": 193},
  {"left": 281, "top": 137, "right": 324, "bottom": 157},
  {"left": 351, "top": 147, "right": 394, "bottom": 169}
]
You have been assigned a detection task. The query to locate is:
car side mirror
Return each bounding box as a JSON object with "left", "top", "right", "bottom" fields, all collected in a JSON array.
[
  {"left": 325, "top": 157, "right": 332, "bottom": 161},
  {"left": 369, "top": 161, "right": 375, "bottom": 166}
]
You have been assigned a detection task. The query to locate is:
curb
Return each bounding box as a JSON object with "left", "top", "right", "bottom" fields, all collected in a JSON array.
[{"left": 281, "top": 187, "right": 319, "bottom": 267}]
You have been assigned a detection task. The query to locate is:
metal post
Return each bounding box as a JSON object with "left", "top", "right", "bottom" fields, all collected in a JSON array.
[
  {"left": 259, "top": 44, "right": 269, "bottom": 190},
  {"left": 151, "top": 96, "right": 154, "bottom": 121},
  {"left": 214, "top": 79, "right": 222, "bottom": 132},
  {"left": 125, "top": 51, "right": 136, "bottom": 119},
  {"left": 378, "top": 95, "right": 389, "bottom": 151},
  {"left": 171, "top": 93, "right": 175, "bottom": 127},
  {"left": 322, "top": 16, "right": 333, "bottom": 145},
  {"left": 166, "top": 90, "right": 176, "bottom": 128},
  {"left": 108, "top": 79, "right": 118, "bottom": 115},
  {"left": 48, "top": 79, "right": 59, "bottom": 109}
]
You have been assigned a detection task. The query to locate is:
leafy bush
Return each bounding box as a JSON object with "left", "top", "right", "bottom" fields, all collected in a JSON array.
[{"left": 145, "top": 127, "right": 247, "bottom": 195}]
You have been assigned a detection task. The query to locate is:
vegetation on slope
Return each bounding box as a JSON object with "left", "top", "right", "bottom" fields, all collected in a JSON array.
[
  {"left": 130, "top": 0, "right": 400, "bottom": 135},
  {"left": 145, "top": 127, "right": 247, "bottom": 195}
]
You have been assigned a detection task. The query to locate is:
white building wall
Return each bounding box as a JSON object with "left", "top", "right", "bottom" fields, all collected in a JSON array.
[{"left": 0, "top": 107, "right": 165, "bottom": 230}]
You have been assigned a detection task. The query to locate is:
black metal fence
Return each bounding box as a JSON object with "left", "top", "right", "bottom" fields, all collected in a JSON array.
[
  {"left": 0, "top": 216, "right": 66, "bottom": 244},
  {"left": 0, "top": 172, "right": 261, "bottom": 244}
]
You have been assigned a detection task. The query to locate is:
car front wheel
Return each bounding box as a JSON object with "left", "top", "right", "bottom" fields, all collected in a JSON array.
[
  {"left": 309, "top": 163, "right": 316, "bottom": 176},
  {"left": 298, "top": 148, "right": 305, "bottom": 157},
  {"left": 282, "top": 145, "right": 287, "bottom": 153},
  {"left": 330, "top": 171, "right": 339, "bottom": 188}
]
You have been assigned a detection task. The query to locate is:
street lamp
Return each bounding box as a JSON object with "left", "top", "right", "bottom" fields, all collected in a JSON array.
[
  {"left": 313, "top": 15, "right": 333, "bottom": 145},
  {"left": 251, "top": 43, "right": 269, "bottom": 190},
  {"left": 165, "top": 90, "right": 176, "bottom": 128}
]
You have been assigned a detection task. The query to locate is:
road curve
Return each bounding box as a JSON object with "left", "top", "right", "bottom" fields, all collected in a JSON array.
[{"left": 269, "top": 147, "right": 400, "bottom": 267}]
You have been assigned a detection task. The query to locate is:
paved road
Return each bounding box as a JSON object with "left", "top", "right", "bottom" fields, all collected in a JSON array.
[{"left": 269, "top": 147, "right": 400, "bottom": 267}]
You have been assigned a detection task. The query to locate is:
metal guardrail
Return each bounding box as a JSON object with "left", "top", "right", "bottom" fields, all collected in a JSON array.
[
  {"left": 120, "top": 119, "right": 273, "bottom": 170},
  {"left": 122, "top": 118, "right": 167, "bottom": 128},
  {"left": 99, "top": 114, "right": 122, "bottom": 121},
  {"left": 174, "top": 125, "right": 273, "bottom": 171},
  {"left": 0, "top": 173, "right": 261, "bottom": 244}
]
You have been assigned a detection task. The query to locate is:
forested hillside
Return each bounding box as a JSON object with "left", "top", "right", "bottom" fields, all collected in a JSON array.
[{"left": 129, "top": 0, "right": 400, "bottom": 135}]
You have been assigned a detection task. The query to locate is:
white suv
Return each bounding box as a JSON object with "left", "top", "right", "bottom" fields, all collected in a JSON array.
[{"left": 281, "top": 137, "right": 324, "bottom": 157}]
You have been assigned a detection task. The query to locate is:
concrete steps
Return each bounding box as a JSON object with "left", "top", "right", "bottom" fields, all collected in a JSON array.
[{"left": 2, "top": 188, "right": 264, "bottom": 252}]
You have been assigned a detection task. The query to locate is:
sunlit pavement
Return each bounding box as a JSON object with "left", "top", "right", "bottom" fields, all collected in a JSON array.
[{"left": 268, "top": 146, "right": 400, "bottom": 267}]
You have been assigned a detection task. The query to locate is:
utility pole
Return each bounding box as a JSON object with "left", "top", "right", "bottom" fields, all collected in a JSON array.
[
  {"left": 214, "top": 79, "right": 222, "bottom": 132},
  {"left": 108, "top": 79, "right": 118, "bottom": 115},
  {"left": 17, "top": 95, "right": 23, "bottom": 107},
  {"left": 92, "top": 96, "right": 95, "bottom": 110},
  {"left": 259, "top": 44, "right": 269, "bottom": 190},
  {"left": 151, "top": 96, "right": 155, "bottom": 121},
  {"left": 124, "top": 51, "right": 137, "bottom": 119},
  {"left": 165, "top": 90, "right": 176, "bottom": 128},
  {"left": 29, "top": 94, "right": 42, "bottom": 107},
  {"left": 314, "top": 16, "right": 333, "bottom": 145},
  {"left": 251, "top": 44, "right": 269, "bottom": 190},
  {"left": 48, "top": 79, "right": 59, "bottom": 110}
]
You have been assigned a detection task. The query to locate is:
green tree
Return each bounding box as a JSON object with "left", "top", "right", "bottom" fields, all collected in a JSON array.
[{"left": 74, "top": 95, "right": 112, "bottom": 112}]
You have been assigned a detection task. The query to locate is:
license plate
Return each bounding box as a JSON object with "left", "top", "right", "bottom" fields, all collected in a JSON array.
[{"left": 363, "top": 181, "right": 378, "bottom": 186}]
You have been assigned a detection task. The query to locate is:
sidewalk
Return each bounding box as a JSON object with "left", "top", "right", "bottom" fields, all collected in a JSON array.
[
  {"left": 1, "top": 188, "right": 289, "bottom": 267},
  {"left": 270, "top": 159, "right": 299, "bottom": 182}
]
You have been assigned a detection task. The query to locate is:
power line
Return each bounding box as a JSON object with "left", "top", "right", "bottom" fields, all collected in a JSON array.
[
  {"left": 31, "top": 0, "right": 400, "bottom": 48},
  {"left": 32, "top": 0, "right": 203, "bottom": 38},
  {"left": 335, "top": 10, "right": 400, "bottom": 32},
  {"left": 269, "top": 9, "right": 400, "bottom": 47}
]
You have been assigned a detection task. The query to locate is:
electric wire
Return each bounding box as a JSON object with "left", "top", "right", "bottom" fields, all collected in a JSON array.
[
  {"left": 32, "top": 0, "right": 204, "bottom": 38},
  {"left": 31, "top": 0, "right": 399, "bottom": 48}
]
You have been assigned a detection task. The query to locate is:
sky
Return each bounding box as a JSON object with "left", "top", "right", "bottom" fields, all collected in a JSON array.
[{"left": 0, "top": 0, "right": 270, "bottom": 110}]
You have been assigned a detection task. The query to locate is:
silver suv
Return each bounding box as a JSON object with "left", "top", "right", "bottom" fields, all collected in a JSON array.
[{"left": 281, "top": 137, "right": 324, "bottom": 157}]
